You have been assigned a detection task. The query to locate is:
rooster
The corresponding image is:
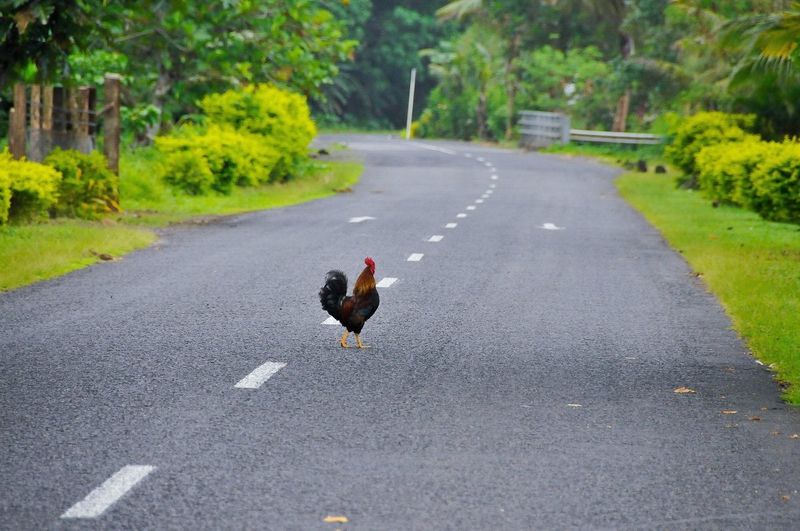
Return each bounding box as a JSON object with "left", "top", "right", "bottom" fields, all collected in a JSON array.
[{"left": 319, "top": 257, "right": 380, "bottom": 348}]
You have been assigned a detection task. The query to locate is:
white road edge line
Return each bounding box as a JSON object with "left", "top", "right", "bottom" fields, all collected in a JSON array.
[
  {"left": 61, "top": 465, "right": 155, "bottom": 519},
  {"left": 322, "top": 316, "right": 339, "bottom": 325},
  {"left": 428, "top": 235, "right": 444, "bottom": 242},
  {"left": 407, "top": 253, "right": 424, "bottom": 262},
  {"left": 445, "top": 223, "right": 457, "bottom": 228},
  {"left": 235, "top": 361, "right": 287, "bottom": 389},
  {"left": 456, "top": 213, "right": 467, "bottom": 218},
  {"left": 376, "top": 277, "right": 398, "bottom": 288},
  {"left": 410, "top": 141, "right": 457, "bottom": 155}
]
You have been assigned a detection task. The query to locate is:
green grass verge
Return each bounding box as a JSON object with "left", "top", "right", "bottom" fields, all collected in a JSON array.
[
  {"left": 0, "top": 220, "right": 155, "bottom": 291},
  {"left": 543, "top": 142, "right": 664, "bottom": 164},
  {"left": 119, "top": 147, "right": 363, "bottom": 226},
  {"left": 1, "top": 148, "right": 363, "bottom": 291},
  {"left": 617, "top": 169, "right": 800, "bottom": 403}
]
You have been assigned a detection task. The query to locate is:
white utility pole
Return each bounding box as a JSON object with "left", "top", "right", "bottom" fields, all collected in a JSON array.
[{"left": 405, "top": 68, "right": 417, "bottom": 139}]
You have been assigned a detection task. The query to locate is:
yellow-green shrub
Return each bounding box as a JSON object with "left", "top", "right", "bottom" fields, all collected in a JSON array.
[
  {"left": 44, "top": 148, "right": 119, "bottom": 219},
  {"left": 695, "top": 138, "right": 800, "bottom": 223},
  {"left": 665, "top": 112, "right": 758, "bottom": 184},
  {"left": 749, "top": 141, "right": 800, "bottom": 223},
  {"left": 696, "top": 139, "right": 777, "bottom": 207},
  {"left": 156, "top": 125, "right": 280, "bottom": 195},
  {"left": 0, "top": 150, "right": 61, "bottom": 223},
  {"left": 199, "top": 85, "right": 316, "bottom": 180},
  {"left": 0, "top": 170, "right": 10, "bottom": 224}
]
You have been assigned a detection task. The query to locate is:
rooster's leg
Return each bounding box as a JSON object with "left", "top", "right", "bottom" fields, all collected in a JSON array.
[
  {"left": 340, "top": 330, "right": 350, "bottom": 348},
  {"left": 355, "top": 334, "right": 369, "bottom": 349}
]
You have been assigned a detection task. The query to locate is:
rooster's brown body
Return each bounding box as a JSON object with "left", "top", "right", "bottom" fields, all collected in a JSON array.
[{"left": 319, "top": 257, "right": 380, "bottom": 348}]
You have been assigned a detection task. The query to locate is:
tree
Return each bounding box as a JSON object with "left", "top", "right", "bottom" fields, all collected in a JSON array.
[
  {"left": 0, "top": 0, "right": 127, "bottom": 88},
  {"left": 108, "top": 0, "right": 356, "bottom": 138}
]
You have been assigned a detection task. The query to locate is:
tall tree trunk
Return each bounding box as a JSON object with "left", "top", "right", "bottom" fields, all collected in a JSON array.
[
  {"left": 476, "top": 87, "right": 488, "bottom": 140},
  {"left": 612, "top": 88, "right": 631, "bottom": 132},
  {"left": 504, "top": 33, "right": 521, "bottom": 140},
  {"left": 145, "top": 63, "right": 173, "bottom": 142},
  {"left": 611, "top": 32, "right": 635, "bottom": 132}
]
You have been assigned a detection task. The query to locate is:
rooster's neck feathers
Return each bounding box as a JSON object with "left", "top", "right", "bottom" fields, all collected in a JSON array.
[{"left": 353, "top": 266, "right": 376, "bottom": 296}]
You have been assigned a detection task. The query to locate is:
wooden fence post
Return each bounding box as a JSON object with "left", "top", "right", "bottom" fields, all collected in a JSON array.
[
  {"left": 42, "top": 86, "right": 53, "bottom": 131},
  {"left": 78, "top": 87, "right": 91, "bottom": 135},
  {"left": 103, "top": 74, "right": 121, "bottom": 175},
  {"left": 30, "top": 85, "right": 41, "bottom": 128},
  {"left": 10, "top": 83, "right": 26, "bottom": 159}
]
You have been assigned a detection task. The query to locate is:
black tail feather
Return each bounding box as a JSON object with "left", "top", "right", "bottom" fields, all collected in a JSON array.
[{"left": 319, "top": 270, "right": 347, "bottom": 321}]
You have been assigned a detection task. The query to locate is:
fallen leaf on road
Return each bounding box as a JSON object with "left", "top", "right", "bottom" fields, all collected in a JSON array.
[
  {"left": 781, "top": 495, "right": 791, "bottom": 502},
  {"left": 761, "top": 407, "right": 768, "bottom": 411},
  {"left": 323, "top": 516, "right": 349, "bottom": 524},
  {"left": 772, "top": 431, "right": 781, "bottom": 436},
  {"left": 790, "top": 434, "right": 799, "bottom": 439},
  {"left": 674, "top": 386, "right": 696, "bottom": 394},
  {"left": 725, "top": 424, "right": 738, "bottom": 428},
  {"left": 749, "top": 416, "right": 761, "bottom": 421},
  {"left": 567, "top": 404, "right": 582, "bottom": 408},
  {"left": 721, "top": 410, "right": 737, "bottom": 414}
]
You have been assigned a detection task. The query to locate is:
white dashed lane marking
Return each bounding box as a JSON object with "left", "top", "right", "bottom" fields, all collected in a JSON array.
[
  {"left": 407, "top": 253, "right": 424, "bottom": 262},
  {"left": 428, "top": 235, "right": 444, "bottom": 242},
  {"left": 540, "top": 223, "right": 564, "bottom": 231},
  {"left": 348, "top": 216, "right": 375, "bottom": 223},
  {"left": 490, "top": 184, "right": 497, "bottom": 189},
  {"left": 61, "top": 466, "right": 155, "bottom": 519},
  {"left": 457, "top": 213, "right": 467, "bottom": 218},
  {"left": 482, "top": 194, "right": 489, "bottom": 198},
  {"left": 477, "top": 156, "right": 485, "bottom": 162},
  {"left": 322, "top": 316, "right": 339, "bottom": 325},
  {"left": 491, "top": 175, "right": 498, "bottom": 180},
  {"left": 467, "top": 206, "right": 476, "bottom": 210},
  {"left": 235, "top": 361, "right": 287, "bottom": 389},
  {"left": 475, "top": 199, "right": 484, "bottom": 204},
  {"left": 376, "top": 277, "right": 398, "bottom": 288},
  {"left": 445, "top": 223, "right": 457, "bottom": 228}
]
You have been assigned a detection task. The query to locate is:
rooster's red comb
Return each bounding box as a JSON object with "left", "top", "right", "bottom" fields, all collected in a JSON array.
[{"left": 364, "top": 257, "right": 375, "bottom": 267}]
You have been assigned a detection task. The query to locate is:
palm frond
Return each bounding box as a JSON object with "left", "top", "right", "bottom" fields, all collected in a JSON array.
[{"left": 436, "top": 0, "right": 483, "bottom": 21}]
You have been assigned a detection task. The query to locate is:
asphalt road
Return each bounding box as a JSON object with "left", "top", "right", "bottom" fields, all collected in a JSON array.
[{"left": 2, "top": 134, "right": 799, "bottom": 530}]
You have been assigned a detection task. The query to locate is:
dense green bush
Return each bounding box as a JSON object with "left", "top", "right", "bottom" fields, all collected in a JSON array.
[
  {"left": 156, "top": 125, "right": 280, "bottom": 195},
  {"left": 695, "top": 139, "right": 776, "bottom": 207},
  {"left": 749, "top": 142, "right": 800, "bottom": 223},
  {"left": 199, "top": 85, "right": 316, "bottom": 180},
  {"left": 0, "top": 170, "right": 10, "bottom": 224},
  {"left": 44, "top": 149, "right": 119, "bottom": 219},
  {"left": 0, "top": 150, "right": 61, "bottom": 223},
  {"left": 665, "top": 112, "right": 758, "bottom": 185},
  {"left": 695, "top": 138, "right": 800, "bottom": 223}
]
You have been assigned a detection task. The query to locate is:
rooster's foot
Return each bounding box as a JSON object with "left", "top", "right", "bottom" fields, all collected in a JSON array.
[
  {"left": 340, "top": 330, "right": 350, "bottom": 348},
  {"left": 355, "top": 334, "right": 369, "bottom": 349}
]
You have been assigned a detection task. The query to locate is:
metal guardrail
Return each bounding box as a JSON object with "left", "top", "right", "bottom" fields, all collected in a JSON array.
[
  {"left": 519, "top": 110, "right": 664, "bottom": 147},
  {"left": 569, "top": 129, "right": 663, "bottom": 145}
]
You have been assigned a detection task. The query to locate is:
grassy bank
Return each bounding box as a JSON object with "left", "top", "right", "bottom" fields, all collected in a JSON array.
[
  {"left": 119, "top": 147, "right": 363, "bottom": 226},
  {"left": 617, "top": 169, "right": 800, "bottom": 403},
  {"left": 1, "top": 149, "right": 363, "bottom": 291},
  {"left": 0, "top": 221, "right": 155, "bottom": 291}
]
